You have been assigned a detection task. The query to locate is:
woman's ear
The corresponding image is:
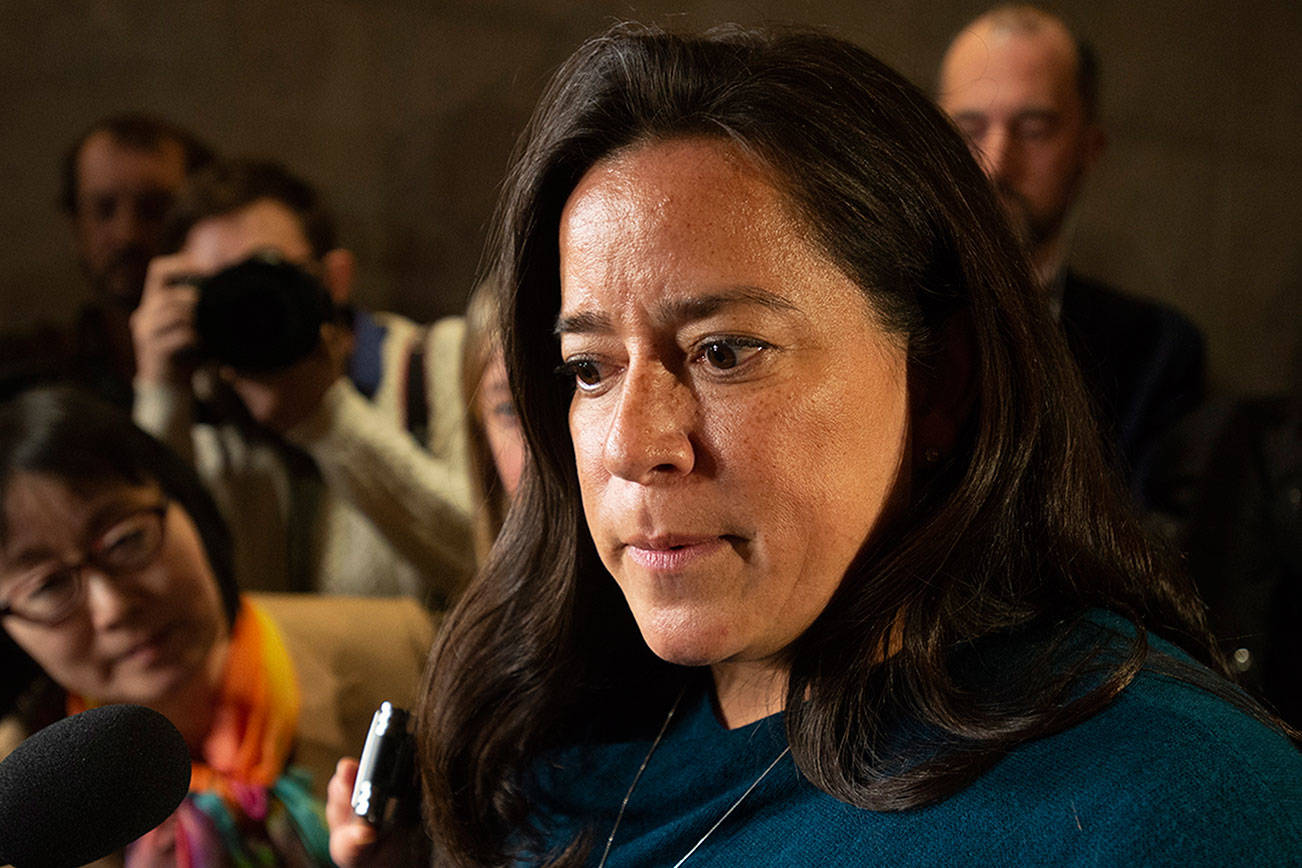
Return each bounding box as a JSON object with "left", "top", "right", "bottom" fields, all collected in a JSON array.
[
  {"left": 321, "top": 249, "right": 356, "bottom": 307},
  {"left": 911, "top": 312, "right": 975, "bottom": 463}
]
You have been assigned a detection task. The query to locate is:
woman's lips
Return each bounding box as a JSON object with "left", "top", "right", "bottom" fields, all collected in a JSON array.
[
  {"left": 119, "top": 624, "right": 174, "bottom": 666},
  {"left": 624, "top": 535, "right": 733, "bottom": 572}
]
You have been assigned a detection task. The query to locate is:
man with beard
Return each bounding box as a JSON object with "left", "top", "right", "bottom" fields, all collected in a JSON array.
[
  {"left": 54, "top": 114, "right": 214, "bottom": 404},
  {"left": 938, "top": 6, "right": 1205, "bottom": 508}
]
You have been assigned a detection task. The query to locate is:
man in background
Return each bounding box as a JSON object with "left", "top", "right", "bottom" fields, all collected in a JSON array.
[
  {"left": 2, "top": 114, "right": 214, "bottom": 403},
  {"left": 132, "top": 158, "right": 474, "bottom": 606},
  {"left": 937, "top": 5, "right": 1205, "bottom": 507},
  {"left": 58, "top": 114, "right": 216, "bottom": 403}
]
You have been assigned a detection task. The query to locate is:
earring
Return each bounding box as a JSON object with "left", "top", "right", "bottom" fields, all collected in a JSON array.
[{"left": 923, "top": 447, "right": 942, "bottom": 465}]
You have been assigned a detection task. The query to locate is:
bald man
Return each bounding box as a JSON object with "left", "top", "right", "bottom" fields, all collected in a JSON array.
[{"left": 939, "top": 5, "right": 1205, "bottom": 508}]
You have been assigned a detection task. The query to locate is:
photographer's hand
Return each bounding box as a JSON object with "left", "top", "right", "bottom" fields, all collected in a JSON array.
[
  {"left": 224, "top": 321, "right": 354, "bottom": 433},
  {"left": 328, "top": 757, "right": 430, "bottom": 867},
  {"left": 131, "top": 253, "right": 202, "bottom": 387}
]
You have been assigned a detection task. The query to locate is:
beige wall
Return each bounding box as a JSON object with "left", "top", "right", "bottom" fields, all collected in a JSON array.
[{"left": 2, "top": 0, "right": 1298, "bottom": 395}]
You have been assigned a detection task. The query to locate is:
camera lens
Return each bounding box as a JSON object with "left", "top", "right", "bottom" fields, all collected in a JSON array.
[{"left": 194, "top": 250, "right": 334, "bottom": 372}]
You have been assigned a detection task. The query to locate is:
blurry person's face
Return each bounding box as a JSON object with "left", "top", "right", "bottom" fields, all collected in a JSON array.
[
  {"left": 938, "top": 21, "right": 1102, "bottom": 265},
  {"left": 0, "top": 474, "right": 228, "bottom": 706},
  {"left": 559, "top": 138, "right": 910, "bottom": 670},
  {"left": 476, "top": 349, "right": 524, "bottom": 497},
  {"left": 72, "top": 132, "right": 188, "bottom": 307}
]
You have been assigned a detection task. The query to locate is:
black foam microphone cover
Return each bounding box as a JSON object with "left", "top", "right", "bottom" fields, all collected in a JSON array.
[{"left": 0, "top": 704, "right": 191, "bottom": 868}]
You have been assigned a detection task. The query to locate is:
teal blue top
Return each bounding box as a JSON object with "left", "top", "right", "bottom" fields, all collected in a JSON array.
[{"left": 524, "top": 615, "right": 1302, "bottom": 866}]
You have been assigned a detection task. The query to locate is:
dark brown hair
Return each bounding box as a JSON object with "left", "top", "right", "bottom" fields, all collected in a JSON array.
[
  {"left": 419, "top": 24, "right": 1228, "bottom": 865},
  {"left": 160, "top": 158, "right": 338, "bottom": 259},
  {"left": 60, "top": 113, "right": 215, "bottom": 214}
]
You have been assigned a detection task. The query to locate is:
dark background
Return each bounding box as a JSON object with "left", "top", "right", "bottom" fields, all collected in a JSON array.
[{"left": 2, "top": 0, "right": 1298, "bottom": 396}]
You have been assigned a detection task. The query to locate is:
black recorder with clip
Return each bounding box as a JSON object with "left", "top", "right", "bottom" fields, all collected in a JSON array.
[{"left": 351, "top": 701, "right": 418, "bottom": 827}]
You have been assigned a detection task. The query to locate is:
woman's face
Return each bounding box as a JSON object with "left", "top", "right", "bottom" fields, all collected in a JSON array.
[
  {"left": 0, "top": 473, "right": 228, "bottom": 705},
  {"left": 476, "top": 349, "right": 525, "bottom": 498},
  {"left": 558, "top": 138, "right": 910, "bottom": 669}
]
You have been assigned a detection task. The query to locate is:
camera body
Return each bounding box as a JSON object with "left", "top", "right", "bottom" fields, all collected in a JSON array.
[{"left": 193, "top": 250, "right": 334, "bottom": 372}]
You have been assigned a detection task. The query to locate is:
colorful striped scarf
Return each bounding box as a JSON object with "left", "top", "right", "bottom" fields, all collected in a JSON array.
[{"left": 69, "top": 597, "right": 331, "bottom": 867}]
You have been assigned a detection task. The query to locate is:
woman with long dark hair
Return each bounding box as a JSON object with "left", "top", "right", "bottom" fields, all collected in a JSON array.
[
  {"left": 330, "top": 23, "right": 1302, "bottom": 866},
  {"left": 0, "top": 387, "right": 436, "bottom": 864}
]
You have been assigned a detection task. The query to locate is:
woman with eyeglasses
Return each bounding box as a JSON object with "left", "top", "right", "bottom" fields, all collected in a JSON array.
[{"left": 0, "top": 386, "right": 434, "bottom": 866}]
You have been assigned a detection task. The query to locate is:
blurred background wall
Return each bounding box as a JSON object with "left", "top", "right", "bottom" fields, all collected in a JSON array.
[{"left": 1, "top": 0, "right": 1297, "bottom": 396}]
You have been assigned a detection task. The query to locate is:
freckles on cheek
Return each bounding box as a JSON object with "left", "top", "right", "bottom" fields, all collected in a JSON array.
[
  {"left": 745, "top": 384, "right": 888, "bottom": 529},
  {"left": 570, "top": 408, "right": 617, "bottom": 559},
  {"left": 569, "top": 410, "right": 606, "bottom": 492},
  {"left": 708, "top": 395, "right": 822, "bottom": 536}
]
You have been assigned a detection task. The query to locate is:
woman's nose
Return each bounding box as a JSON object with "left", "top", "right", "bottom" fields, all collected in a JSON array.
[
  {"left": 602, "top": 362, "right": 696, "bottom": 483},
  {"left": 83, "top": 569, "right": 141, "bottom": 631}
]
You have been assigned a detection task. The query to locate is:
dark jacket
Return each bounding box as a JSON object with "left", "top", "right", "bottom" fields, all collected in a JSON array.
[{"left": 1059, "top": 270, "right": 1206, "bottom": 507}]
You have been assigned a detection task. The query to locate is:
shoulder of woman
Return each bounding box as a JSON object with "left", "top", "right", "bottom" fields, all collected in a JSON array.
[
  {"left": 362, "top": 311, "right": 464, "bottom": 365},
  {"left": 983, "top": 654, "right": 1302, "bottom": 860}
]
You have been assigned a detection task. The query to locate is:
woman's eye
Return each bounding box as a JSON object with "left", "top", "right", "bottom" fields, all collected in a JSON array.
[
  {"left": 27, "top": 569, "right": 76, "bottom": 601},
  {"left": 104, "top": 528, "right": 149, "bottom": 560},
  {"left": 704, "top": 342, "right": 738, "bottom": 369},
  {"left": 696, "top": 338, "right": 767, "bottom": 372},
  {"left": 491, "top": 401, "right": 520, "bottom": 427},
  {"left": 97, "top": 513, "right": 162, "bottom": 567},
  {"left": 557, "top": 358, "right": 608, "bottom": 391}
]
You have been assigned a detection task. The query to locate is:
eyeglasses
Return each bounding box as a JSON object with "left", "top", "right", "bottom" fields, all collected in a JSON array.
[{"left": 0, "top": 504, "right": 170, "bottom": 627}]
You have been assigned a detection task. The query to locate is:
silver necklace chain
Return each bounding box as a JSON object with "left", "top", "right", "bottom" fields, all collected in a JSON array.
[{"left": 596, "top": 688, "right": 793, "bottom": 868}]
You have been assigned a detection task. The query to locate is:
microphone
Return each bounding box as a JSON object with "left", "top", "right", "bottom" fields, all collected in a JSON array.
[{"left": 0, "top": 704, "right": 191, "bottom": 868}]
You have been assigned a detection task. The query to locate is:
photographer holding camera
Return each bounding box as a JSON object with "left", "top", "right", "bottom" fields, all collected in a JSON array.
[{"left": 131, "top": 159, "right": 475, "bottom": 607}]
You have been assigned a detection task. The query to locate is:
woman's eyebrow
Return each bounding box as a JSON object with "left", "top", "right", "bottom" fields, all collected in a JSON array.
[
  {"left": 1, "top": 501, "right": 139, "bottom": 568},
  {"left": 555, "top": 309, "right": 612, "bottom": 337},
  {"left": 84, "top": 497, "right": 166, "bottom": 540},
  {"left": 555, "top": 286, "right": 799, "bottom": 336},
  {"left": 655, "top": 286, "right": 799, "bottom": 323},
  {"left": 3, "top": 544, "right": 57, "bottom": 570}
]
